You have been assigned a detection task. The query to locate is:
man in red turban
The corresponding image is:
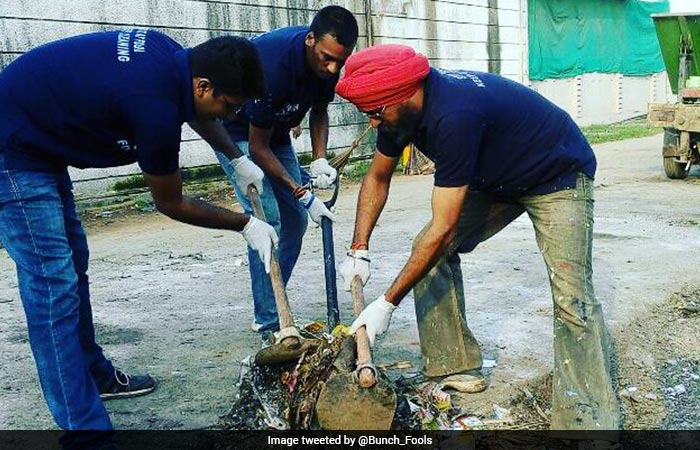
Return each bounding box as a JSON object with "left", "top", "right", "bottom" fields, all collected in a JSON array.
[{"left": 336, "top": 44, "right": 619, "bottom": 431}]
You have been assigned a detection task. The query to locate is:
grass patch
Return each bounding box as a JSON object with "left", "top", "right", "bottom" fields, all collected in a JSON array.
[
  {"left": 112, "top": 175, "right": 147, "bottom": 191},
  {"left": 297, "top": 151, "right": 336, "bottom": 166},
  {"left": 581, "top": 117, "right": 661, "bottom": 145},
  {"left": 344, "top": 159, "right": 373, "bottom": 180},
  {"left": 112, "top": 165, "right": 226, "bottom": 192},
  {"left": 342, "top": 158, "right": 404, "bottom": 180}
]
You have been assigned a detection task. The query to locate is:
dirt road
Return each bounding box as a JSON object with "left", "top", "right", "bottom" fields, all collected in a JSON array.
[{"left": 1, "top": 133, "right": 699, "bottom": 430}]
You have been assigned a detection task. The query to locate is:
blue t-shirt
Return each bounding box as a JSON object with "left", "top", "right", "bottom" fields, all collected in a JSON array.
[
  {"left": 377, "top": 69, "right": 596, "bottom": 195},
  {"left": 0, "top": 29, "right": 195, "bottom": 174},
  {"left": 225, "top": 26, "right": 337, "bottom": 145}
]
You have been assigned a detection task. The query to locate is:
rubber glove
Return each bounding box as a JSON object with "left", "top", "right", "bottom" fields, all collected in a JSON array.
[
  {"left": 338, "top": 249, "right": 370, "bottom": 291},
  {"left": 310, "top": 157, "right": 337, "bottom": 189},
  {"left": 349, "top": 295, "right": 396, "bottom": 347},
  {"left": 230, "top": 155, "right": 264, "bottom": 195},
  {"left": 298, "top": 190, "right": 336, "bottom": 225},
  {"left": 241, "top": 216, "right": 278, "bottom": 273}
]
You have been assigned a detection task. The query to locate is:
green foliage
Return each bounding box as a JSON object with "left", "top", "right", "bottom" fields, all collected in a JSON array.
[
  {"left": 581, "top": 118, "right": 661, "bottom": 145},
  {"left": 181, "top": 165, "right": 225, "bottom": 182},
  {"left": 342, "top": 158, "right": 403, "bottom": 180},
  {"left": 298, "top": 151, "right": 336, "bottom": 167},
  {"left": 112, "top": 165, "right": 226, "bottom": 192},
  {"left": 344, "top": 160, "right": 373, "bottom": 180},
  {"left": 112, "top": 175, "right": 147, "bottom": 191}
]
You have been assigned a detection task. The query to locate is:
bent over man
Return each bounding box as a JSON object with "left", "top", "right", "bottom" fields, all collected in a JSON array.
[
  {"left": 336, "top": 44, "right": 619, "bottom": 430},
  {"left": 0, "top": 30, "right": 275, "bottom": 431},
  {"left": 214, "top": 6, "right": 358, "bottom": 341}
]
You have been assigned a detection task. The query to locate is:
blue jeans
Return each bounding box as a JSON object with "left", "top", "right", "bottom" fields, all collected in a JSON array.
[
  {"left": 215, "top": 142, "right": 308, "bottom": 332},
  {"left": 0, "top": 153, "right": 114, "bottom": 430}
]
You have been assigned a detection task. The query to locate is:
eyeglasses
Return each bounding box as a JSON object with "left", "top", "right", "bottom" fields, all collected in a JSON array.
[{"left": 364, "top": 105, "right": 386, "bottom": 120}]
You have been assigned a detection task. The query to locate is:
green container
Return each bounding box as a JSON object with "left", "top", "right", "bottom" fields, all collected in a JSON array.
[{"left": 653, "top": 13, "right": 700, "bottom": 94}]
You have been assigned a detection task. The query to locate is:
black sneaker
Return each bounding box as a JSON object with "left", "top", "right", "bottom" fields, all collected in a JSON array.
[{"left": 99, "top": 368, "right": 156, "bottom": 400}]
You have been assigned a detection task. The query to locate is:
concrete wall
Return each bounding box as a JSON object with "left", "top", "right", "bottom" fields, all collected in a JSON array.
[
  {"left": 0, "top": 0, "right": 527, "bottom": 197},
  {"left": 523, "top": 0, "right": 673, "bottom": 126},
  {"left": 530, "top": 72, "right": 673, "bottom": 126}
]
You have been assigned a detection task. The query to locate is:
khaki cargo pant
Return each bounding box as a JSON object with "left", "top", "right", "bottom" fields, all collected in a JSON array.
[{"left": 413, "top": 173, "right": 620, "bottom": 430}]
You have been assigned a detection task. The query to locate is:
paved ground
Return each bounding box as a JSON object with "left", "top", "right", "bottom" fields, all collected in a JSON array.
[{"left": 1, "top": 133, "right": 700, "bottom": 429}]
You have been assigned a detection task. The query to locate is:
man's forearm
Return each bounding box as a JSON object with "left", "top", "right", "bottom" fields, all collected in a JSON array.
[
  {"left": 249, "top": 142, "right": 301, "bottom": 193},
  {"left": 189, "top": 119, "right": 243, "bottom": 159},
  {"left": 352, "top": 174, "right": 390, "bottom": 248},
  {"left": 309, "top": 106, "right": 329, "bottom": 159},
  {"left": 158, "top": 196, "right": 250, "bottom": 231},
  {"left": 384, "top": 224, "right": 455, "bottom": 305}
]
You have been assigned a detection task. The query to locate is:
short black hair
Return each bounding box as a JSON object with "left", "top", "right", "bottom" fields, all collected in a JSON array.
[
  {"left": 309, "top": 5, "right": 358, "bottom": 48},
  {"left": 189, "top": 36, "right": 264, "bottom": 99}
]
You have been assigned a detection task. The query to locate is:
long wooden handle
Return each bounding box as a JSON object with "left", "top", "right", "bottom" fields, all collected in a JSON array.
[
  {"left": 247, "top": 185, "right": 295, "bottom": 330},
  {"left": 351, "top": 276, "right": 377, "bottom": 388}
]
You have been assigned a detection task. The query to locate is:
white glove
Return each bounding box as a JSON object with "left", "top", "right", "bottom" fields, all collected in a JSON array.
[
  {"left": 230, "top": 155, "right": 264, "bottom": 195},
  {"left": 241, "top": 216, "right": 279, "bottom": 274},
  {"left": 338, "top": 250, "right": 370, "bottom": 291},
  {"left": 310, "top": 157, "right": 337, "bottom": 189},
  {"left": 298, "top": 190, "right": 336, "bottom": 225},
  {"left": 349, "top": 295, "right": 396, "bottom": 347}
]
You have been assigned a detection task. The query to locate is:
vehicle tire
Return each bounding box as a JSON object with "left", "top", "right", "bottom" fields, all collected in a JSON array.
[{"left": 662, "top": 128, "right": 690, "bottom": 179}]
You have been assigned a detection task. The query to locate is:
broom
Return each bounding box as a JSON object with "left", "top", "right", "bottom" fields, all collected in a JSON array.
[{"left": 328, "top": 125, "right": 373, "bottom": 172}]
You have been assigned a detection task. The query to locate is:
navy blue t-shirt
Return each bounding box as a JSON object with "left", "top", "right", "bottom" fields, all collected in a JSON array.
[
  {"left": 377, "top": 69, "right": 596, "bottom": 195},
  {"left": 225, "top": 26, "right": 337, "bottom": 145},
  {"left": 0, "top": 29, "right": 195, "bottom": 174}
]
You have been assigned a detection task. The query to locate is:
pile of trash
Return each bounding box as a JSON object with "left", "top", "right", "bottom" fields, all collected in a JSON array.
[
  {"left": 669, "top": 286, "right": 700, "bottom": 315},
  {"left": 393, "top": 371, "right": 528, "bottom": 431},
  {"left": 219, "top": 323, "right": 547, "bottom": 431},
  {"left": 221, "top": 323, "right": 353, "bottom": 430}
]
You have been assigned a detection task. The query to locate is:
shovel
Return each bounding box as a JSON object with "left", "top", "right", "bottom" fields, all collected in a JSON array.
[
  {"left": 247, "top": 185, "right": 312, "bottom": 366},
  {"left": 314, "top": 276, "right": 397, "bottom": 430},
  {"left": 320, "top": 179, "right": 341, "bottom": 330}
]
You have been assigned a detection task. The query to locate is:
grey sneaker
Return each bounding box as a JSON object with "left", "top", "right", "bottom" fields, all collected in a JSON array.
[{"left": 99, "top": 368, "right": 156, "bottom": 400}]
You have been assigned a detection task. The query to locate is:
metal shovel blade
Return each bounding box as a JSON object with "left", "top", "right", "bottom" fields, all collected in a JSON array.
[{"left": 315, "top": 372, "right": 397, "bottom": 430}]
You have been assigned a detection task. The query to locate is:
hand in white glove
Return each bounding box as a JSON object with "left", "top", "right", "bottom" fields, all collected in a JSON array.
[
  {"left": 338, "top": 250, "right": 370, "bottom": 291},
  {"left": 230, "top": 155, "right": 264, "bottom": 195},
  {"left": 349, "top": 295, "right": 396, "bottom": 347},
  {"left": 298, "top": 190, "right": 336, "bottom": 225},
  {"left": 241, "top": 216, "right": 279, "bottom": 274},
  {"left": 310, "top": 157, "right": 337, "bottom": 189}
]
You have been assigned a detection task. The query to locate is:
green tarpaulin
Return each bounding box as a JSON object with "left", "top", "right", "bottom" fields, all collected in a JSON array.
[{"left": 529, "top": 0, "right": 669, "bottom": 80}]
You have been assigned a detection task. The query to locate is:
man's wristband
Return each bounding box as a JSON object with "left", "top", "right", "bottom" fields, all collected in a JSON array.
[
  {"left": 292, "top": 186, "right": 307, "bottom": 199},
  {"left": 347, "top": 251, "right": 370, "bottom": 263},
  {"left": 350, "top": 242, "right": 368, "bottom": 251}
]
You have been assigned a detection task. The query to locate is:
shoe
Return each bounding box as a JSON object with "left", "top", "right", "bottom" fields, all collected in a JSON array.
[
  {"left": 251, "top": 321, "right": 263, "bottom": 332},
  {"left": 438, "top": 371, "right": 488, "bottom": 393},
  {"left": 99, "top": 368, "right": 156, "bottom": 400}
]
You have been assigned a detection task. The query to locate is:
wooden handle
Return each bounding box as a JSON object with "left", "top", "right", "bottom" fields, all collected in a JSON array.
[
  {"left": 247, "top": 185, "right": 295, "bottom": 331},
  {"left": 351, "top": 276, "right": 377, "bottom": 388}
]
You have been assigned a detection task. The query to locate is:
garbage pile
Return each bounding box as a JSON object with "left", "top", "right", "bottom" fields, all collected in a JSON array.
[{"left": 219, "top": 324, "right": 548, "bottom": 431}]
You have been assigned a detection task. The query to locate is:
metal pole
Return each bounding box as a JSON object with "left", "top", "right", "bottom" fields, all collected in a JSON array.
[
  {"left": 321, "top": 216, "right": 340, "bottom": 329},
  {"left": 365, "top": 0, "right": 374, "bottom": 47}
]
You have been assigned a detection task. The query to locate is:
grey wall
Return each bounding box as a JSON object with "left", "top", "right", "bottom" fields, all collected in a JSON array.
[{"left": 0, "top": 0, "right": 527, "bottom": 197}]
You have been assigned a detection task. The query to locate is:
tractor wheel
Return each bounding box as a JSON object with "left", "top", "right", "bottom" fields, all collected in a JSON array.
[{"left": 662, "top": 128, "right": 690, "bottom": 179}]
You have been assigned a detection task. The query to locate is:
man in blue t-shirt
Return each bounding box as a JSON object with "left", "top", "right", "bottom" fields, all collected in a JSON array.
[
  {"left": 0, "top": 30, "right": 276, "bottom": 432},
  {"left": 214, "top": 6, "right": 358, "bottom": 340},
  {"left": 335, "top": 45, "right": 620, "bottom": 430}
]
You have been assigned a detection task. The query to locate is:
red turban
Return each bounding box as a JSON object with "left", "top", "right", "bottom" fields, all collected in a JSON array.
[{"left": 335, "top": 44, "right": 430, "bottom": 111}]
